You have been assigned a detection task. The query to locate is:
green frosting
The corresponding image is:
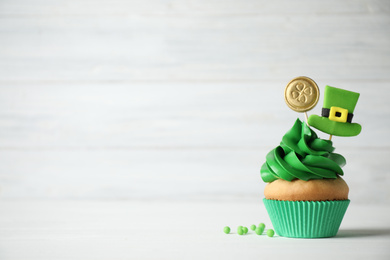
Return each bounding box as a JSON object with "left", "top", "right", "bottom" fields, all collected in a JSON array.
[{"left": 260, "top": 118, "right": 346, "bottom": 183}]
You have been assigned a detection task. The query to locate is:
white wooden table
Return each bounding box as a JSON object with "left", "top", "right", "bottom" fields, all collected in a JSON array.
[{"left": 0, "top": 199, "right": 389, "bottom": 260}]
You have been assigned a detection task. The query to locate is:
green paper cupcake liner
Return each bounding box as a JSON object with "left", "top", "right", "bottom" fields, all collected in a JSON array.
[{"left": 263, "top": 198, "right": 350, "bottom": 238}]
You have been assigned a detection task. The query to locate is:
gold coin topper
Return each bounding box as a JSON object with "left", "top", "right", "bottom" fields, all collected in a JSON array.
[{"left": 284, "top": 76, "right": 320, "bottom": 112}]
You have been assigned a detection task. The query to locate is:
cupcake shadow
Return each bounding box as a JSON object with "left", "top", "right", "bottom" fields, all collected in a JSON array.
[{"left": 335, "top": 228, "right": 390, "bottom": 238}]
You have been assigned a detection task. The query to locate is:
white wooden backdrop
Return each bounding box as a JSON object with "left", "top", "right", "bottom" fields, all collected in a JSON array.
[{"left": 0, "top": 0, "right": 390, "bottom": 204}]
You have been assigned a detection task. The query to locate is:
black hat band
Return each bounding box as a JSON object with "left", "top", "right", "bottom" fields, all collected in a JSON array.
[{"left": 322, "top": 108, "right": 353, "bottom": 123}]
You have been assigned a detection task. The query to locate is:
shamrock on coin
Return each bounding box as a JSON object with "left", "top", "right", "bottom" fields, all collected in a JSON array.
[{"left": 291, "top": 82, "right": 313, "bottom": 103}]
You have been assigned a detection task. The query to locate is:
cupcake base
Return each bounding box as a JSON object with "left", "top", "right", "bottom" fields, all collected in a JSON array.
[{"left": 263, "top": 198, "right": 350, "bottom": 238}]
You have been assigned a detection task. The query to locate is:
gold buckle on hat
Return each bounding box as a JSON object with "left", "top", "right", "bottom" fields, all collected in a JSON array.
[{"left": 329, "top": 106, "right": 348, "bottom": 123}]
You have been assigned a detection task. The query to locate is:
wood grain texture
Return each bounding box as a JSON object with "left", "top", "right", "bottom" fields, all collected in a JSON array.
[
  {"left": 0, "top": 1, "right": 389, "bottom": 81},
  {"left": 0, "top": 200, "right": 389, "bottom": 260},
  {"left": 0, "top": 148, "right": 388, "bottom": 203},
  {"left": 0, "top": 82, "right": 387, "bottom": 148},
  {"left": 0, "top": 0, "right": 389, "bottom": 201},
  {"left": 1, "top": 0, "right": 389, "bottom": 16}
]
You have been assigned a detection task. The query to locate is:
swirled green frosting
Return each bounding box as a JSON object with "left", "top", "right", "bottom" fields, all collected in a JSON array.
[{"left": 260, "top": 118, "right": 346, "bottom": 183}]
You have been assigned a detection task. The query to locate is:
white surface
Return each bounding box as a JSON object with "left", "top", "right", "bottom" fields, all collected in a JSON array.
[
  {"left": 0, "top": 199, "right": 389, "bottom": 260},
  {"left": 0, "top": 0, "right": 389, "bottom": 81}
]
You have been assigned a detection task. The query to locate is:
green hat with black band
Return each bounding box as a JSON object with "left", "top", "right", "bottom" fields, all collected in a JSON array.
[{"left": 308, "top": 85, "right": 361, "bottom": 137}]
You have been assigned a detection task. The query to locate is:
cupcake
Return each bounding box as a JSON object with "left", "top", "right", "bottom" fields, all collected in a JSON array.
[{"left": 261, "top": 81, "right": 361, "bottom": 238}]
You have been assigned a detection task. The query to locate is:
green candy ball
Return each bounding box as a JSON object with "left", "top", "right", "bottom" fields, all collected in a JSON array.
[
  {"left": 237, "top": 226, "right": 244, "bottom": 235},
  {"left": 223, "top": 226, "right": 231, "bottom": 234},
  {"left": 250, "top": 225, "right": 256, "bottom": 231},
  {"left": 258, "top": 223, "right": 265, "bottom": 229},
  {"left": 243, "top": 227, "right": 248, "bottom": 234},
  {"left": 255, "top": 227, "right": 263, "bottom": 235},
  {"left": 267, "top": 229, "right": 275, "bottom": 237}
]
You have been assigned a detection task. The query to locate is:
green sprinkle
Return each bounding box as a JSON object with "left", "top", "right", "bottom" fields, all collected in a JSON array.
[
  {"left": 237, "top": 226, "right": 244, "bottom": 235},
  {"left": 223, "top": 226, "right": 230, "bottom": 234},
  {"left": 267, "top": 229, "right": 275, "bottom": 237},
  {"left": 255, "top": 227, "right": 263, "bottom": 235},
  {"left": 258, "top": 223, "right": 265, "bottom": 229},
  {"left": 243, "top": 227, "right": 248, "bottom": 234},
  {"left": 250, "top": 225, "right": 256, "bottom": 231}
]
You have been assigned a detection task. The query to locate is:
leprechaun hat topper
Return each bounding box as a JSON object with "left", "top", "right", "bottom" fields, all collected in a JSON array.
[{"left": 308, "top": 85, "right": 361, "bottom": 137}]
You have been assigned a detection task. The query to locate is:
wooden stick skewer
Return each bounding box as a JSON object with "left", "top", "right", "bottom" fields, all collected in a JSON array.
[
  {"left": 304, "top": 112, "right": 309, "bottom": 126},
  {"left": 329, "top": 135, "right": 333, "bottom": 141}
]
